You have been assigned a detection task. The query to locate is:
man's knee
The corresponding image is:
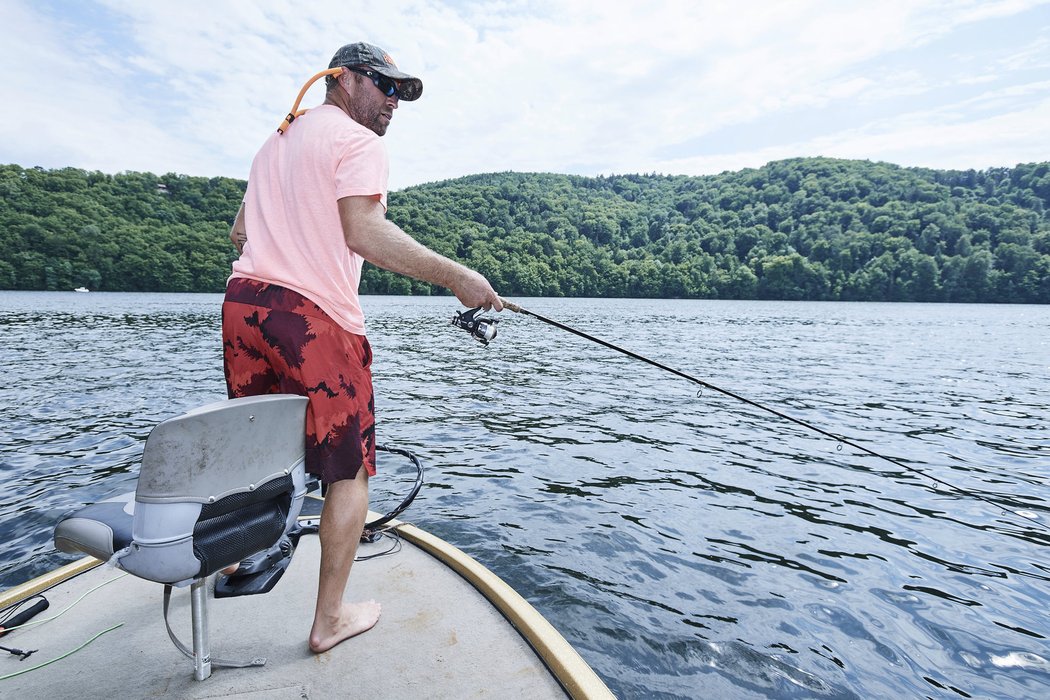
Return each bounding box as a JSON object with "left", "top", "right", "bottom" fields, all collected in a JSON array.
[{"left": 324, "top": 468, "right": 369, "bottom": 501}]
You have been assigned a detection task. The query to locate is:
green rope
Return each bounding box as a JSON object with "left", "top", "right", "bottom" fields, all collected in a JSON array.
[
  {"left": 0, "top": 623, "right": 123, "bottom": 680},
  {"left": 1, "top": 573, "right": 127, "bottom": 634}
]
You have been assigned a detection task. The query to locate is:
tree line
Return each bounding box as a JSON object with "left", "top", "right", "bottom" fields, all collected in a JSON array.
[{"left": 2, "top": 158, "right": 1049, "bottom": 302}]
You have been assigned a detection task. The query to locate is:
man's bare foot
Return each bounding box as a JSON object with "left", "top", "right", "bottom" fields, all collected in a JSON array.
[
  {"left": 219, "top": 563, "right": 239, "bottom": 576},
  {"left": 309, "top": 600, "right": 382, "bottom": 653}
]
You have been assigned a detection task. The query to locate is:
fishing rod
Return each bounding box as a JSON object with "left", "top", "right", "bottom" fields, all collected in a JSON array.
[{"left": 452, "top": 300, "right": 1050, "bottom": 537}]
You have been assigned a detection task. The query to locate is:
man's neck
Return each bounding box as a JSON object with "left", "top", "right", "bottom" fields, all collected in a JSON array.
[{"left": 324, "top": 91, "right": 355, "bottom": 121}]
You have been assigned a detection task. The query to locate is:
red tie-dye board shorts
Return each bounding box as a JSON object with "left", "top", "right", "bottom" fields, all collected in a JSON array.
[{"left": 221, "top": 277, "right": 376, "bottom": 483}]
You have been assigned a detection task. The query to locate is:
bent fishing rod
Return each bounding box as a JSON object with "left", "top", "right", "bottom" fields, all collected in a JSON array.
[{"left": 452, "top": 300, "right": 1050, "bottom": 537}]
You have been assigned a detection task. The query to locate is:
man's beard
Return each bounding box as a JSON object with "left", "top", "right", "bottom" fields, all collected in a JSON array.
[{"left": 350, "top": 102, "right": 387, "bottom": 137}]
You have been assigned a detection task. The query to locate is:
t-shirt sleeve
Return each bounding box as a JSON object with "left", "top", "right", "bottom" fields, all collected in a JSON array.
[{"left": 334, "top": 135, "right": 390, "bottom": 211}]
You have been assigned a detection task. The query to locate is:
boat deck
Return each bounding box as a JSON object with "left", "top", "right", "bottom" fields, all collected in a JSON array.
[{"left": 1, "top": 508, "right": 611, "bottom": 698}]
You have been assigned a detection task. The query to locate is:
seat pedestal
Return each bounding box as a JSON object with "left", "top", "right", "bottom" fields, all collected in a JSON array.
[
  {"left": 163, "top": 579, "right": 266, "bottom": 680},
  {"left": 190, "top": 579, "right": 211, "bottom": 681}
]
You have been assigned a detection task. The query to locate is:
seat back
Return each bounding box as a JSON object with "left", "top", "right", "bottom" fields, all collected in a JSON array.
[{"left": 115, "top": 394, "right": 308, "bottom": 584}]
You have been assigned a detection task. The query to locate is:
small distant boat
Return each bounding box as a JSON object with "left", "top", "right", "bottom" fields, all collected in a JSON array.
[{"left": 73, "top": 287, "right": 89, "bottom": 293}]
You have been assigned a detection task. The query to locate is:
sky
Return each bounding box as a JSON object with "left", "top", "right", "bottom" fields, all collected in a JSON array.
[{"left": 2, "top": 0, "right": 1049, "bottom": 190}]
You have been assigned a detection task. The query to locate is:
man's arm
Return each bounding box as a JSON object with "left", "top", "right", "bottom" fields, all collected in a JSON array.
[
  {"left": 229, "top": 202, "right": 247, "bottom": 254},
  {"left": 339, "top": 195, "right": 502, "bottom": 311}
]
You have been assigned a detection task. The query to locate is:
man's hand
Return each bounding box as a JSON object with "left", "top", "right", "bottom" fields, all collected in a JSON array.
[
  {"left": 451, "top": 268, "right": 503, "bottom": 312},
  {"left": 230, "top": 202, "right": 247, "bottom": 254}
]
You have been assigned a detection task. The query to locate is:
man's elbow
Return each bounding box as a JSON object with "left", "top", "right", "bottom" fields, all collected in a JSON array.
[
  {"left": 342, "top": 222, "right": 366, "bottom": 252},
  {"left": 340, "top": 198, "right": 386, "bottom": 251}
]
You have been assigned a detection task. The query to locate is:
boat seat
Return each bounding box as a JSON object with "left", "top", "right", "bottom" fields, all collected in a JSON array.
[{"left": 53, "top": 394, "right": 310, "bottom": 680}]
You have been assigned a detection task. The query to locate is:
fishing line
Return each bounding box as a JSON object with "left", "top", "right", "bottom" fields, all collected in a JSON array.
[{"left": 469, "top": 299, "right": 1049, "bottom": 537}]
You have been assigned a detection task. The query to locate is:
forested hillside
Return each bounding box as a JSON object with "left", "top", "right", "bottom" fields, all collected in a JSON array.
[
  {"left": 0, "top": 167, "right": 240, "bottom": 293},
  {"left": 2, "top": 158, "right": 1049, "bottom": 302}
]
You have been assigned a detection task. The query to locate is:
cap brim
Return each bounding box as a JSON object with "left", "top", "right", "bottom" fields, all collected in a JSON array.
[{"left": 369, "top": 65, "right": 423, "bottom": 101}]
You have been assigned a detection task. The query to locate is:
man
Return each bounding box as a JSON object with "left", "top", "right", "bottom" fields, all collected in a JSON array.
[{"left": 223, "top": 42, "right": 502, "bottom": 653}]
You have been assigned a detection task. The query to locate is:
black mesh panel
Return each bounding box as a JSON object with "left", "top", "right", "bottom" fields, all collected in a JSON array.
[
  {"left": 198, "top": 476, "right": 293, "bottom": 519},
  {"left": 192, "top": 476, "right": 293, "bottom": 576}
]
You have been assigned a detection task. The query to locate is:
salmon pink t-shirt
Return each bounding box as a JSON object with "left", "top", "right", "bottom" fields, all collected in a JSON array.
[{"left": 230, "top": 104, "right": 389, "bottom": 334}]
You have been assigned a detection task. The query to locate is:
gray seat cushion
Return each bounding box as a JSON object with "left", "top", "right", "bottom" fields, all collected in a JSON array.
[{"left": 54, "top": 491, "right": 134, "bottom": 562}]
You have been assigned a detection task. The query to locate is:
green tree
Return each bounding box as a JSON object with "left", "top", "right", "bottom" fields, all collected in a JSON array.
[{"left": 2, "top": 160, "right": 1048, "bottom": 302}]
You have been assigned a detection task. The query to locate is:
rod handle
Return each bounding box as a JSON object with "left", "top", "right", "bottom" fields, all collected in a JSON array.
[{"left": 500, "top": 298, "right": 523, "bottom": 313}]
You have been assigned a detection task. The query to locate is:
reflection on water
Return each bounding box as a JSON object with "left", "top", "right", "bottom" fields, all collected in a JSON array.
[{"left": 1, "top": 291, "right": 1048, "bottom": 698}]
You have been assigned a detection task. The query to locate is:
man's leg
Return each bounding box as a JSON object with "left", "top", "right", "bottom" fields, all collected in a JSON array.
[{"left": 308, "top": 466, "right": 381, "bottom": 653}]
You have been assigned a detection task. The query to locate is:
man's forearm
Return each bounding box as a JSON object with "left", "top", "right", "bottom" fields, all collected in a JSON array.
[
  {"left": 339, "top": 195, "right": 502, "bottom": 311},
  {"left": 339, "top": 197, "right": 468, "bottom": 288},
  {"left": 364, "top": 219, "right": 467, "bottom": 286}
]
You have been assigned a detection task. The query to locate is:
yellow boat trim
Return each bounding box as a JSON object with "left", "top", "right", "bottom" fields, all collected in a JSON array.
[
  {"left": 386, "top": 516, "right": 615, "bottom": 700},
  {"left": 0, "top": 556, "right": 102, "bottom": 610}
]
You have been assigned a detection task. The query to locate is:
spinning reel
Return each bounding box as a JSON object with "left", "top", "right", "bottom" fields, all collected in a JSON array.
[{"left": 452, "top": 307, "right": 499, "bottom": 346}]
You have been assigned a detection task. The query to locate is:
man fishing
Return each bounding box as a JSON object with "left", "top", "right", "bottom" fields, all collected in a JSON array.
[{"left": 222, "top": 41, "right": 502, "bottom": 653}]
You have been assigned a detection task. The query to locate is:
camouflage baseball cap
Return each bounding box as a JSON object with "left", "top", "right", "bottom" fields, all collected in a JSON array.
[{"left": 328, "top": 42, "right": 422, "bottom": 101}]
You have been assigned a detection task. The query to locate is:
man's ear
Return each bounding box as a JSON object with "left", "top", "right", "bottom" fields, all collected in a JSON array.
[{"left": 337, "top": 68, "right": 353, "bottom": 93}]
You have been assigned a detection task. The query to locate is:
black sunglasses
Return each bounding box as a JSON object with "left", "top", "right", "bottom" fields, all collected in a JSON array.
[{"left": 346, "top": 67, "right": 401, "bottom": 100}]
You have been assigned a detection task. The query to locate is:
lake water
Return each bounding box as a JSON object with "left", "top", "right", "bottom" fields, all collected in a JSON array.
[{"left": 1, "top": 291, "right": 1048, "bottom": 698}]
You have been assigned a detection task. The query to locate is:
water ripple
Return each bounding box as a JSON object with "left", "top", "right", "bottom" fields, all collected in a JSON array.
[{"left": 3, "top": 293, "right": 1049, "bottom": 698}]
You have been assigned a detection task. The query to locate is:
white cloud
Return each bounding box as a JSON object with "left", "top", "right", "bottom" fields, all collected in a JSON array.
[
  {"left": 996, "top": 32, "right": 1050, "bottom": 71},
  {"left": 651, "top": 91, "right": 1050, "bottom": 175},
  {"left": 1, "top": 0, "right": 1049, "bottom": 188}
]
